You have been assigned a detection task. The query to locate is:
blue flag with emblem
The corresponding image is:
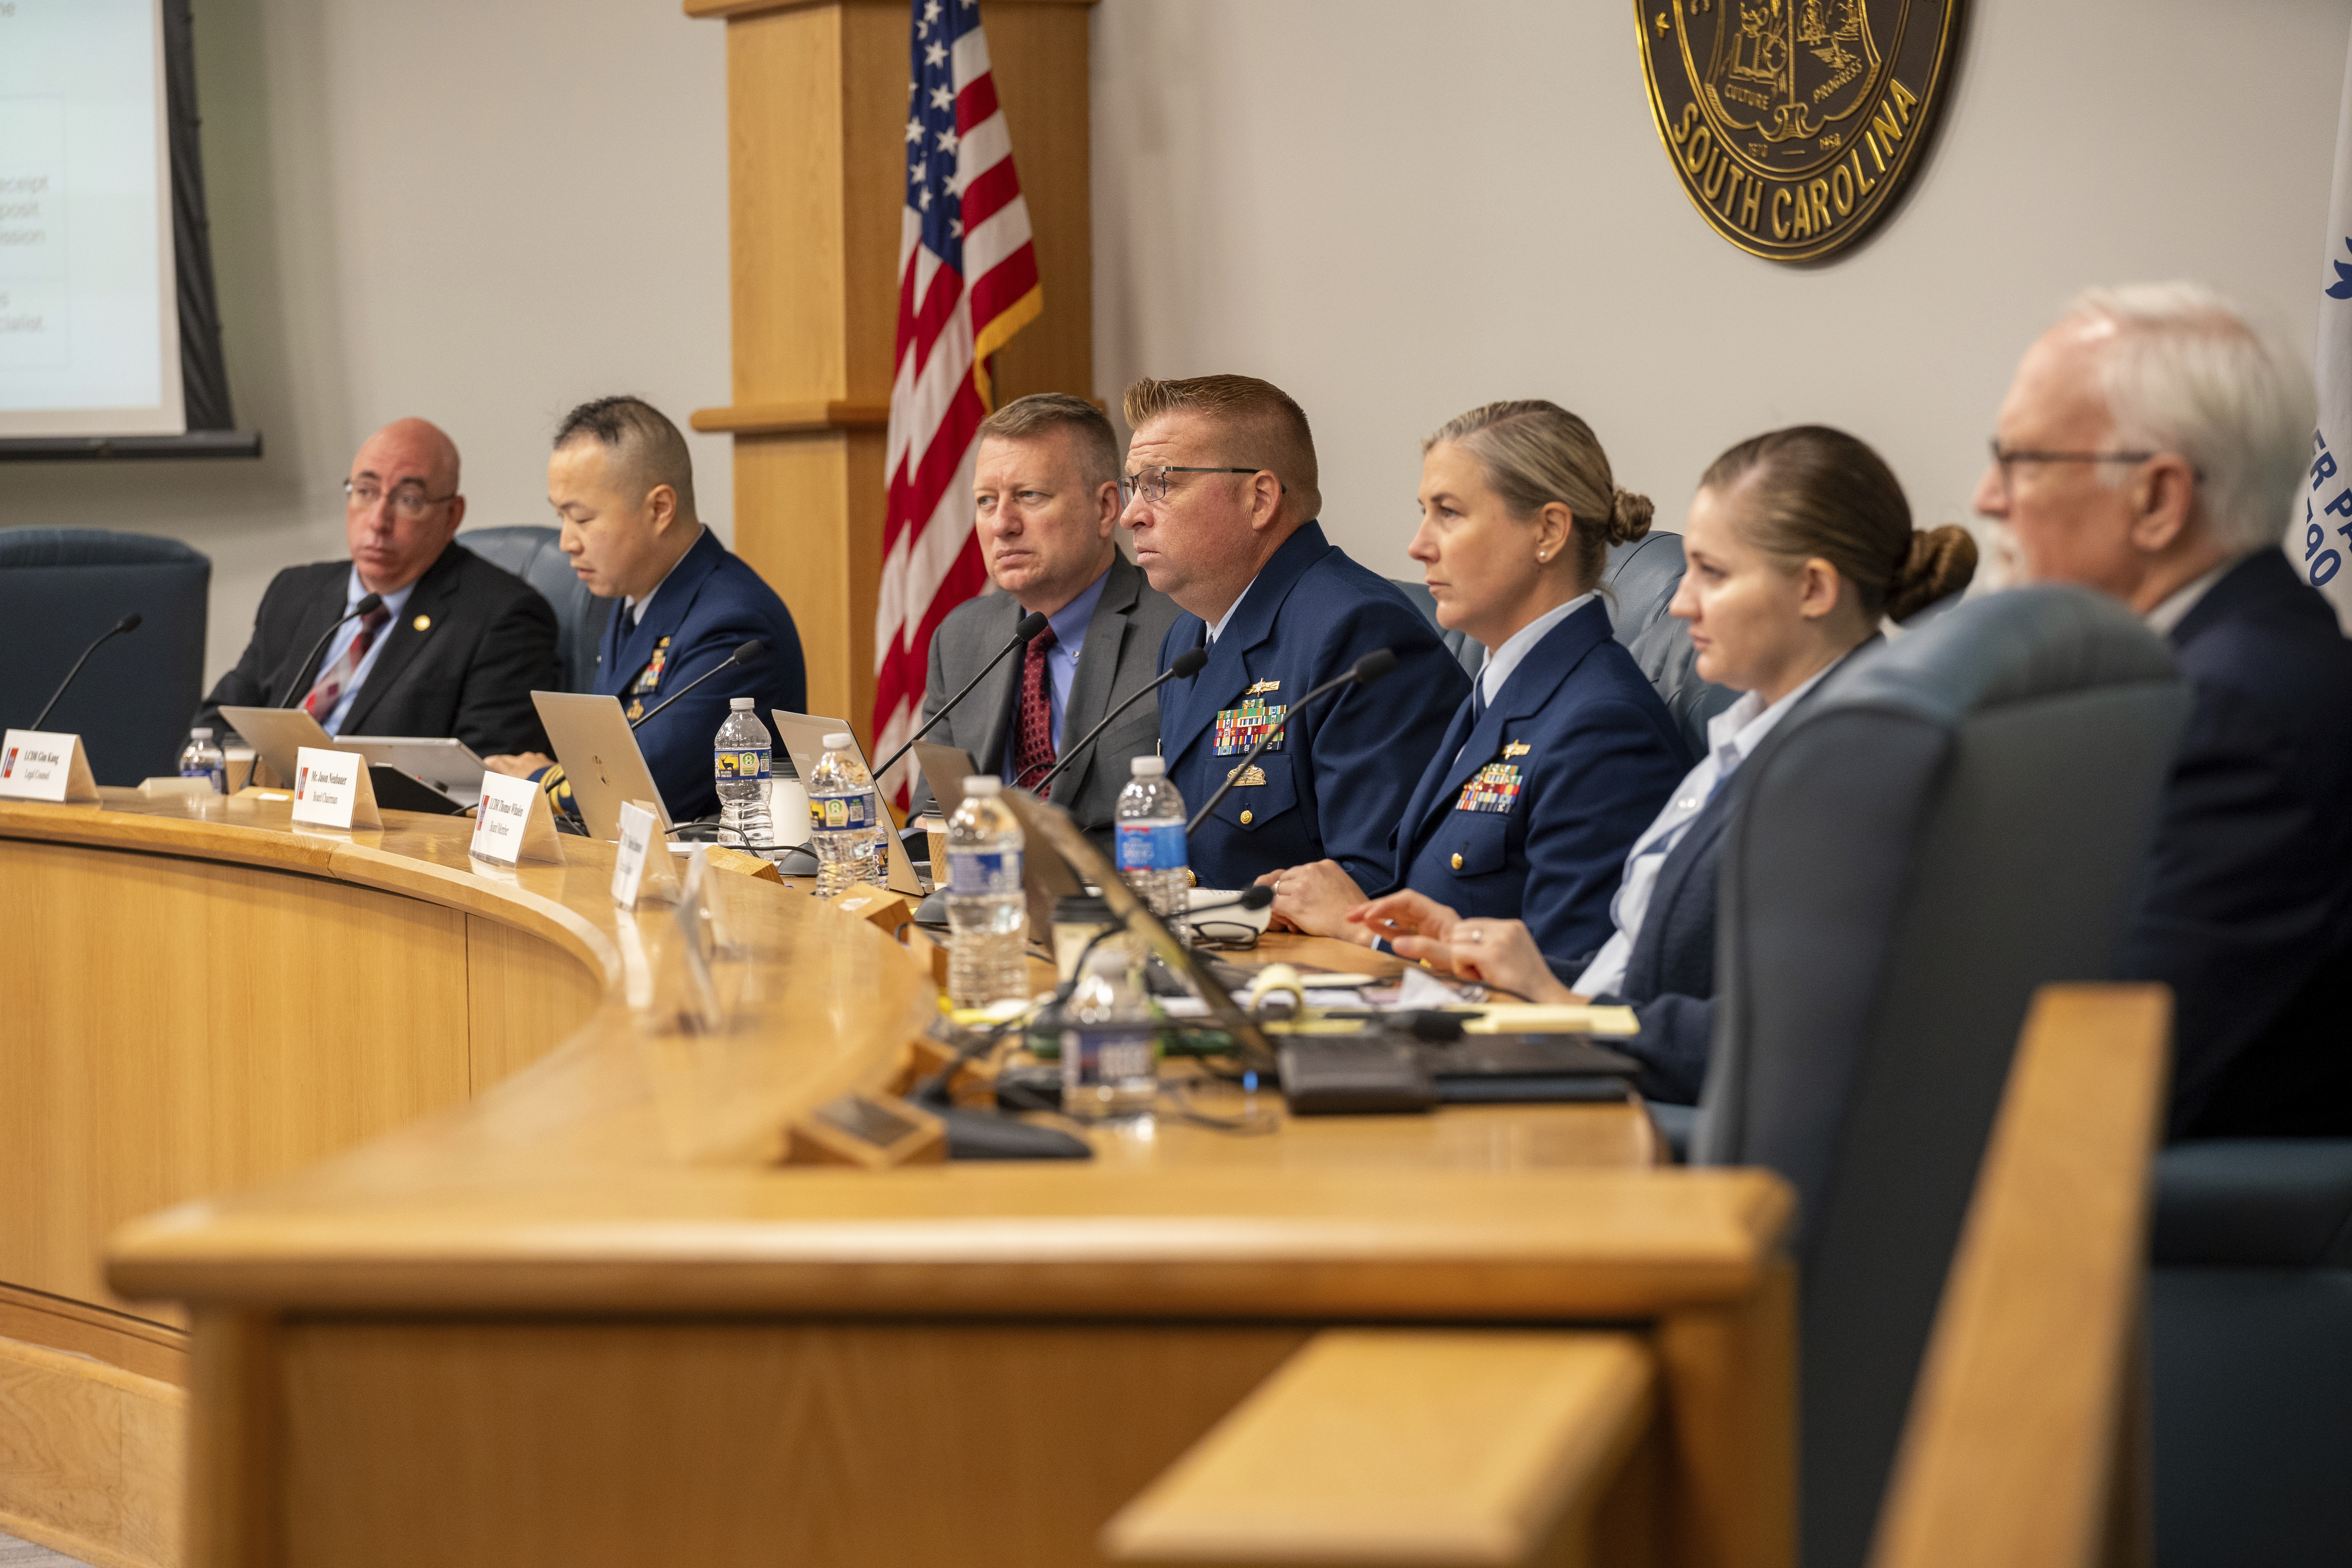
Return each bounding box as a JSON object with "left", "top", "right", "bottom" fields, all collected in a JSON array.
[{"left": 2307, "top": 22, "right": 2352, "bottom": 630}]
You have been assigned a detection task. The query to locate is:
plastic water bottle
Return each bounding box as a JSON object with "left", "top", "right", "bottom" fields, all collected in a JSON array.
[
  {"left": 1062, "top": 943, "right": 1157, "bottom": 1119},
  {"left": 807, "top": 731, "right": 884, "bottom": 896},
  {"left": 946, "top": 775, "right": 1028, "bottom": 1007},
  {"left": 713, "top": 698, "right": 776, "bottom": 852},
  {"left": 177, "top": 727, "right": 226, "bottom": 793},
  {"left": 1115, "top": 755, "right": 1191, "bottom": 946}
]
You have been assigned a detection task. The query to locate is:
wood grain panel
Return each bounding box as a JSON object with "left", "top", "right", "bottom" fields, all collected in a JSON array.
[
  {"left": 1103, "top": 1329, "right": 1658, "bottom": 1567},
  {"left": 0, "top": 837, "right": 471, "bottom": 1319},
  {"left": 1867, "top": 986, "right": 2168, "bottom": 1568},
  {"left": 732, "top": 428, "right": 888, "bottom": 743},
  {"left": 0, "top": 1285, "right": 186, "bottom": 1388},
  {"left": 0, "top": 1335, "right": 183, "bottom": 1568},
  {"left": 463, "top": 915, "right": 604, "bottom": 1094},
  {"left": 276, "top": 1318, "right": 1306, "bottom": 1568}
]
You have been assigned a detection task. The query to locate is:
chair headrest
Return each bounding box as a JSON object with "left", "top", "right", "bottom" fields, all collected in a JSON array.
[
  {"left": 1816, "top": 582, "right": 2177, "bottom": 727},
  {"left": 0, "top": 528, "right": 210, "bottom": 570}
]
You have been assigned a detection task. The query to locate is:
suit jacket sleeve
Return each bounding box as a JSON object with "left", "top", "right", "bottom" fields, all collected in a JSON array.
[
  {"left": 450, "top": 586, "right": 559, "bottom": 757},
  {"left": 1515, "top": 698, "right": 1685, "bottom": 961},
  {"left": 195, "top": 567, "right": 306, "bottom": 735},
  {"left": 905, "top": 624, "right": 954, "bottom": 821},
  {"left": 1596, "top": 989, "right": 1715, "bottom": 1106},
  {"left": 1309, "top": 601, "right": 1470, "bottom": 889},
  {"left": 2126, "top": 687, "right": 2344, "bottom": 1133}
]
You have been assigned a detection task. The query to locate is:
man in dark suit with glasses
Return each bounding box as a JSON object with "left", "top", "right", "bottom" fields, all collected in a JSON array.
[{"left": 197, "top": 418, "right": 559, "bottom": 761}]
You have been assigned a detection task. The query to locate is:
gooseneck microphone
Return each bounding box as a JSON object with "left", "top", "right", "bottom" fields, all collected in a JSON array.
[
  {"left": 874, "top": 609, "right": 1051, "bottom": 781},
  {"left": 1030, "top": 644, "right": 1209, "bottom": 797},
  {"left": 30, "top": 613, "right": 143, "bottom": 731},
  {"left": 1185, "top": 648, "right": 1398, "bottom": 835},
  {"left": 275, "top": 593, "right": 385, "bottom": 708},
  {"left": 628, "top": 639, "right": 766, "bottom": 731}
]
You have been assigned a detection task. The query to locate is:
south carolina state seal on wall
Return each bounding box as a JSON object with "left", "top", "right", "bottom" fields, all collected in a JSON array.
[{"left": 1636, "top": 0, "right": 1963, "bottom": 262}]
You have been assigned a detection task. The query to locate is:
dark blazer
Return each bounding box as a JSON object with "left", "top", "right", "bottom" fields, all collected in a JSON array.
[
  {"left": 198, "top": 543, "right": 558, "bottom": 756},
  {"left": 1157, "top": 521, "right": 1470, "bottom": 889},
  {"left": 592, "top": 528, "right": 807, "bottom": 824},
  {"left": 1569, "top": 637, "right": 1878, "bottom": 1105},
  {"left": 2130, "top": 550, "right": 2352, "bottom": 1138},
  {"left": 1388, "top": 598, "right": 1687, "bottom": 959},
  {"left": 907, "top": 552, "right": 1183, "bottom": 856}
]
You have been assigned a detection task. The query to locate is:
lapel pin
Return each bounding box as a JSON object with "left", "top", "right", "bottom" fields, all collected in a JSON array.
[{"left": 412, "top": 614, "right": 432, "bottom": 632}]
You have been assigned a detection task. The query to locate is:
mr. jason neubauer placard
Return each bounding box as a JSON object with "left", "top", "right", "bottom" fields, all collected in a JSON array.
[{"left": 1635, "top": 0, "right": 1962, "bottom": 263}]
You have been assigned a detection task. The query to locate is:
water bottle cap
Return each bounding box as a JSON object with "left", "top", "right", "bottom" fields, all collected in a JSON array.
[
  {"left": 963, "top": 775, "right": 1002, "bottom": 796},
  {"left": 731, "top": 697, "right": 755, "bottom": 710},
  {"left": 190, "top": 727, "right": 213, "bottom": 740},
  {"left": 822, "top": 732, "right": 854, "bottom": 749},
  {"left": 1129, "top": 755, "right": 1165, "bottom": 777}
]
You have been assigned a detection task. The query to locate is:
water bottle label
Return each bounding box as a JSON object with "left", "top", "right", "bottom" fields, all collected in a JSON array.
[
  {"left": 811, "top": 791, "right": 873, "bottom": 833},
  {"left": 714, "top": 745, "right": 770, "bottom": 781},
  {"left": 181, "top": 764, "right": 225, "bottom": 791},
  {"left": 1116, "top": 821, "right": 1189, "bottom": 872},
  {"left": 949, "top": 848, "right": 1021, "bottom": 896}
]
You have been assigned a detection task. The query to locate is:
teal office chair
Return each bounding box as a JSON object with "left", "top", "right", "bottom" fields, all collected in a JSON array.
[{"left": 458, "top": 526, "right": 612, "bottom": 693}]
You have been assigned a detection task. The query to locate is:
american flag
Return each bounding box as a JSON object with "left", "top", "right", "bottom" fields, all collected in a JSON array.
[{"left": 874, "top": 0, "right": 1042, "bottom": 800}]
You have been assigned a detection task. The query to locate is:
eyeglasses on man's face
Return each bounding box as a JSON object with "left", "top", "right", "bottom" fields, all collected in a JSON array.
[
  {"left": 1982, "top": 438, "right": 2199, "bottom": 503},
  {"left": 345, "top": 479, "right": 456, "bottom": 521},
  {"left": 1118, "top": 465, "right": 1267, "bottom": 508}
]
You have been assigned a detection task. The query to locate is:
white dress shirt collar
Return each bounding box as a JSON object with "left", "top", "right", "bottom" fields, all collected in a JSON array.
[
  {"left": 1205, "top": 573, "right": 1257, "bottom": 646},
  {"left": 2143, "top": 559, "right": 2233, "bottom": 637},
  {"left": 1475, "top": 593, "right": 1594, "bottom": 708},
  {"left": 624, "top": 526, "right": 706, "bottom": 632}
]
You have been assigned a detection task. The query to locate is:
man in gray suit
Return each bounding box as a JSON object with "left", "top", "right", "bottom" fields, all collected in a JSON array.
[{"left": 910, "top": 394, "right": 1183, "bottom": 855}]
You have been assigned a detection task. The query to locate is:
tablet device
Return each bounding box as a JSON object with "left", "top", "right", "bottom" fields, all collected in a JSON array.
[
  {"left": 533, "top": 691, "right": 672, "bottom": 841},
  {"left": 340, "top": 736, "right": 486, "bottom": 797},
  {"left": 766, "top": 710, "right": 925, "bottom": 897},
  {"left": 218, "top": 705, "right": 334, "bottom": 789}
]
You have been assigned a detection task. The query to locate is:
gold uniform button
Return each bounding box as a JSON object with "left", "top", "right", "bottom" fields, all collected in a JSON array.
[
  {"left": 1239, "top": 809, "right": 1254, "bottom": 826},
  {"left": 1451, "top": 852, "right": 1464, "bottom": 871}
]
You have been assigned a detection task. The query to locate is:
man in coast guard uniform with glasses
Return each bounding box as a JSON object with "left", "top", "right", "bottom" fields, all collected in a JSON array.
[{"left": 1121, "top": 374, "right": 1468, "bottom": 891}]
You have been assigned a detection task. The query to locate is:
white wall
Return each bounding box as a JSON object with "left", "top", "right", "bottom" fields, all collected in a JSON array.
[
  {"left": 1090, "top": 0, "right": 2351, "bottom": 583},
  {"left": 0, "top": 0, "right": 734, "bottom": 688},
  {"left": 6, "top": 0, "right": 2342, "bottom": 691}
]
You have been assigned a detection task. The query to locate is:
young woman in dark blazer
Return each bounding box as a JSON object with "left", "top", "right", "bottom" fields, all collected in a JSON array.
[
  {"left": 1259, "top": 400, "right": 1688, "bottom": 961},
  {"left": 1353, "top": 425, "right": 1977, "bottom": 1105}
]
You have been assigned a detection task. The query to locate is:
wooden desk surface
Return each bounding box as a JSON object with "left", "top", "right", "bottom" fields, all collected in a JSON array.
[{"left": 1, "top": 792, "right": 1796, "bottom": 1568}]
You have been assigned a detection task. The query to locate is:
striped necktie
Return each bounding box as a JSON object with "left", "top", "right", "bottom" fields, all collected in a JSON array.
[{"left": 303, "top": 604, "right": 391, "bottom": 721}]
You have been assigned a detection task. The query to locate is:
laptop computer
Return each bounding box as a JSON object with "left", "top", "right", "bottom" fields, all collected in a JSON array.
[
  {"left": 533, "top": 691, "right": 673, "bottom": 841},
  {"left": 912, "top": 740, "right": 1084, "bottom": 928},
  {"left": 218, "top": 705, "right": 335, "bottom": 789},
  {"left": 339, "top": 736, "right": 486, "bottom": 797},
  {"left": 765, "top": 710, "right": 925, "bottom": 897}
]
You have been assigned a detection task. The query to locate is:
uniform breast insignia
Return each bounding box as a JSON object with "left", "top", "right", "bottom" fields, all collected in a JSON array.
[
  {"left": 1502, "top": 740, "right": 1532, "bottom": 760},
  {"left": 1455, "top": 763, "right": 1524, "bottom": 814},
  {"left": 1225, "top": 764, "right": 1268, "bottom": 788},
  {"left": 624, "top": 636, "right": 672, "bottom": 723},
  {"left": 1214, "top": 696, "right": 1287, "bottom": 756},
  {"left": 1244, "top": 679, "right": 1281, "bottom": 696},
  {"left": 1635, "top": 0, "right": 1960, "bottom": 263}
]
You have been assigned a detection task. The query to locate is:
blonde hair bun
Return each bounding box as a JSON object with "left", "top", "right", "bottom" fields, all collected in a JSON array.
[
  {"left": 1887, "top": 525, "right": 1979, "bottom": 622},
  {"left": 1607, "top": 487, "right": 1655, "bottom": 545}
]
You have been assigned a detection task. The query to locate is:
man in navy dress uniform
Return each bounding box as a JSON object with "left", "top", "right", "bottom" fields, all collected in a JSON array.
[
  {"left": 485, "top": 397, "right": 806, "bottom": 824},
  {"left": 1122, "top": 375, "right": 1468, "bottom": 889}
]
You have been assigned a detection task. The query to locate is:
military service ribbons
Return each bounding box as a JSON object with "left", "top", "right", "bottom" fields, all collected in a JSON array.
[{"left": 1456, "top": 761, "right": 1524, "bottom": 814}]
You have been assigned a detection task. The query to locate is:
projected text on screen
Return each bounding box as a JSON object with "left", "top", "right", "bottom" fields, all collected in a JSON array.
[{"left": 0, "top": 0, "right": 185, "bottom": 437}]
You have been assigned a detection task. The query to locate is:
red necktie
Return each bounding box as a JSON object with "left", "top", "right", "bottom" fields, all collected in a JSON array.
[
  {"left": 1011, "top": 624, "right": 1058, "bottom": 791},
  {"left": 303, "top": 604, "right": 392, "bottom": 721}
]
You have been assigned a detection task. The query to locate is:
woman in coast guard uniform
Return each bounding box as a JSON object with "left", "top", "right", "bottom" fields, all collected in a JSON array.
[
  {"left": 1352, "top": 425, "right": 1979, "bottom": 1107},
  {"left": 1261, "top": 400, "right": 1687, "bottom": 960}
]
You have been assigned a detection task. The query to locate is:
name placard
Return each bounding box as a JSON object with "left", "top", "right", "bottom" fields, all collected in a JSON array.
[
  {"left": 290, "top": 746, "right": 382, "bottom": 830},
  {"left": 610, "top": 798, "right": 679, "bottom": 908},
  {"left": 0, "top": 730, "right": 100, "bottom": 804},
  {"left": 471, "top": 770, "right": 562, "bottom": 866}
]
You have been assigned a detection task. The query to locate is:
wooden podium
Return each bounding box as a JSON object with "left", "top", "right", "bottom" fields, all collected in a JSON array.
[{"left": 685, "top": 0, "right": 1097, "bottom": 749}]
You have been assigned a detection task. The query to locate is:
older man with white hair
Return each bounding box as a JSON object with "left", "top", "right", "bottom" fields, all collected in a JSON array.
[{"left": 1976, "top": 282, "right": 2352, "bottom": 1138}]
